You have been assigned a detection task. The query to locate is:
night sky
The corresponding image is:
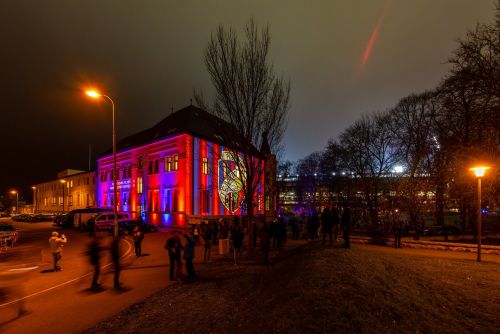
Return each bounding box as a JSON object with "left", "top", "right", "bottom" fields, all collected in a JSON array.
[{"left": 0, "top": 0, "right": 494, "bottom": 202}]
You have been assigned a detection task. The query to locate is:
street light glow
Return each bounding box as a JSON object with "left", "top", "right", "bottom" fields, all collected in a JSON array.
[
  {"left": 10, "top": 190, "right": 17, "bottom": 194},
  {"left": 393, "top": 165, "right": 404, "bottom": 173},
  {"left": 470, "top": 166, "right": 490, "bottom": 178},
  {"left": 86, "top": 90, "right": 101, "bottom": 98}
]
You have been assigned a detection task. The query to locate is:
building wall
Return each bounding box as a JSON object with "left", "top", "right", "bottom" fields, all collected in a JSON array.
[
  {"left": 97, "top": 133, "right": 266, "bottom": 226},
  {"left": 34, "top": 171, "right": 96, "bottom": 213}
]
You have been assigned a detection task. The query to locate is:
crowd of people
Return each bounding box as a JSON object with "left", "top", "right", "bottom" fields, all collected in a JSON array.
[{"left": 45, "top": 207, "right": 353, "bottom": 289}]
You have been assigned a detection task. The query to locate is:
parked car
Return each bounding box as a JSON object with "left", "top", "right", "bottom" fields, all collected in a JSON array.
[
  {"left": 88, "top": 212, "right": 131, "bottom": 231},
  {"left": 0, "top": 210, "right": 10, "bottom": 218},
  {"left": 11, "top": 214, "right": 52, "bottom": 222},
  {"left": 423, "top": 225, "right": 460, "bottom": 237},
  {"left": 0, "top": 224, "right": 18, "bottom": 246},
  {"left": 116, "top": 220, "right": 158, "bottom": 235}
]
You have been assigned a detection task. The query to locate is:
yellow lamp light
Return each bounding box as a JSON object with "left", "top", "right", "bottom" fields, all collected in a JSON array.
[
  {"left": 10, "top": 190, "right": 17, "bottom": 195},
  {"left": 85, "top": 90, "right": 101, "bottom": 98},
  {"left": 470, "top": 166, "right": 490, "bottom": 178}
]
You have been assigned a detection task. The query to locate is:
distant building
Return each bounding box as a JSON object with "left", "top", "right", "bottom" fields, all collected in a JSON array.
[
  {"left": 96, "top": 105, "right": 275, "bottom": 226},
  {"left": 34, "top": 169, "right": 96, "bottom": 213}
]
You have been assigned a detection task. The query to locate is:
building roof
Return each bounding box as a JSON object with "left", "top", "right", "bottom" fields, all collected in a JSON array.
[{"left": 100, "top": 105, "right": 261, "bottom": 158}]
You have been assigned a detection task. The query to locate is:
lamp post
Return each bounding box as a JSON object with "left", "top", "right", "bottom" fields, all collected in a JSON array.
[
  {"left": 10, "top": 190, "right": 19, "bottom": 214},
  {"left": 470, "top": 166, "right": 490, "bottom": 262},
  {"left": 60, "top": 179, "right": 66, "bottom": 213},
  {"left": 86, "top": 89, "right": 118, "bottom": 237},
  {"left": 32, "top": 186, "right": 37, "bottom": 214}
]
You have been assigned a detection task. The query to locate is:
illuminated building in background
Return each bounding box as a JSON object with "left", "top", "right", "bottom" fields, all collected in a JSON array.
[
  {"left": 34, "top": 169, "right": 96, "bottom": 213},
  {"left": 96, "top": 105, "right": 274, "bottom": 226}
]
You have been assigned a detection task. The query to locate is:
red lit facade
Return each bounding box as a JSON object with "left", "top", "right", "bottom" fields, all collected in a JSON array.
[{"left": 97, "top": 106, "right": 274, "bottom": 226}]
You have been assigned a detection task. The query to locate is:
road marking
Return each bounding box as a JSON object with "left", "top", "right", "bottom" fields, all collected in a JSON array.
[{"left": 0, "top": 238, "right": 132, "bottom": 308}]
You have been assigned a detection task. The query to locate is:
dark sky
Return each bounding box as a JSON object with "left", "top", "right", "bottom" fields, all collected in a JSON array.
[{"left": 0, "top": 0, "right": 494, "bottom": 201}]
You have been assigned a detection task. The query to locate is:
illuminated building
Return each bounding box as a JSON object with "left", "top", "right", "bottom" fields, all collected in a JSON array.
[
  {"left": 97, "top": 105, "right": 275, "bottom": 226},
  {"left": 34, "top": 169, "right": 97, "bottom": 213}
]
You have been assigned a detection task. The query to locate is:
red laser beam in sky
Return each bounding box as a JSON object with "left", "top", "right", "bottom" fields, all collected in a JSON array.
[{"left": 360, "top": 0, "right": 394, "bottom": 68}]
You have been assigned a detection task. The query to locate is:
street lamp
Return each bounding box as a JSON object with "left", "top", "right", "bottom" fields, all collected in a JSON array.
[
  {"left": 10, "top": 190, "right": 19, "bottom": 214},
  {"left": 32, "top": 186, "right": 37, "bottom": 214},
  {"left": 470, "top": 166, "right": 491, "bottom": 262},
  {"left": 85, "top": 89, "right": 118, "bottom": 237},
  {"left": 60, "top": 179, "right": 66, "bottom": 213}
]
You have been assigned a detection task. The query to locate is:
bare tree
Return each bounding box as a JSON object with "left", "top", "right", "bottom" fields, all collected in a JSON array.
[
  {"left": 337, "top": 112, "right": 398, "bottom": 228},
  {"left": 196, "top": 19, "right": 290, "bottom": 248}
]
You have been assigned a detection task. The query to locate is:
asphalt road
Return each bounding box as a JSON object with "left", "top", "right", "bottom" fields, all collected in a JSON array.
[{"left": 0, "top": 218, "right": 177, "bottom": 334}]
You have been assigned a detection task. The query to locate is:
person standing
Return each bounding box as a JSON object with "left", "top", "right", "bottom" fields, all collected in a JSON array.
[
  {"left": 331, "top": 206, "right": 340, "bottom": 243},
  {"left": 183, "top": 232, "right": 196, "bottom": 280},
  {"left": 88, "top": 235, "right": 103, "bottom": 290},
  {"left": 321, "top": 207, "right": 333, "bottom": 246},
  {"left": 111, "top": 236, "right": 122, "bottom": 289},
  {"left": 232, "top": 225, "right": 244, "bottom": 265},
  {"left": 165, "top": 230, "right": 183, "bottom": 281},
  {"left": 212, "top": 220, "right": 219, "bottom": 246},
  {"left": 260, "top": 222, "right": 271, "bottom": 264},
  {"left": 132, "top": 226, "right": 145, "bottom": 257},
  {"left": 48, "top": 231, "right": 67, "bottom": 272},
  {"left": 87, "top": 219, "right": 96, "bottom": 238},
  {"left": 393, "top": 220, "right": 402, "bottom": 249},
  {"left": 202, "top": 222, "right": 213, "bottom": 262},
  {"left": 340, "top": 207, "right": 351, "bottom": 249}
]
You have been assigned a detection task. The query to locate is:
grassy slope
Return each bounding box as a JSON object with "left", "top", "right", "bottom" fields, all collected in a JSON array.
[{"left": 86, "top": 244, "right": 500, "bottom": 333}]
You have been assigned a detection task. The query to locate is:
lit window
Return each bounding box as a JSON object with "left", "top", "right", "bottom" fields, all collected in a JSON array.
[
  {"left": 202, "top": 157, "right": 209, "bottom": 175},
  {"left": 173, "top": 155, "right": 179, "bottom": 171},
  {"left": 165, "top": 156, "right": 172, "bottom": 172},
  {"left": 137, "top": 177, "right": 143, "bottom": 194}
]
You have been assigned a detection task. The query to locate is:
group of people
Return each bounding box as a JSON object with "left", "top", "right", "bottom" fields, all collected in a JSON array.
[
  {"left": 318, "top": 206, "right": 352, "bottom": 248},
  {"left": 46, "top": 208, "right": 353, "bottom": 291},
  {"left": 48, "top": 227, "right": 138, "bottom": 291}
]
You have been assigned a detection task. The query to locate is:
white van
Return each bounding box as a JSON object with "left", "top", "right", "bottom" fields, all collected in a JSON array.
[{"left": 90, "top": 212, "right": 131, "bottom": 230}]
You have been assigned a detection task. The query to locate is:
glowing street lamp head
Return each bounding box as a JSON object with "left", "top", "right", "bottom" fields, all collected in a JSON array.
[
  {"left": 10, "top": 190, "right": 17, "bottom": 195},
  {"left": 470, "top": 166, "right": 490, "bottom": 178},
  {"left": 85, "top": 90, "right": 101, "bottom": 98}
]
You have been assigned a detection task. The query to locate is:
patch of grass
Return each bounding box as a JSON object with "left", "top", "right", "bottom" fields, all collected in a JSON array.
[{"left": 86, "top": 244, "right": 500, "bottom": 333}]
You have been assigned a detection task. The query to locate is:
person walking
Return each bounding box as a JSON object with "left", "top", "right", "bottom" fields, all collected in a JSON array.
[
  {"left": 87, "top": 235, "right": 103, "bottom": 290},
  {"left": 165, "top": 230, "right": 183, "bottom": 281},
  {"left": 111, "top": 236, "right": 122, "bottom": 289},
  {"left": 48, "top": 231, "right": 67, "bottom": 272},
  {"left": 183, "top": 232, "right": 196, "bottom": 280},
  {"left": 340, "top": 207, "right": 351, "bottom": 249},
  {"left": 132, "top": 226, "right": 144, "bottom": 257}
]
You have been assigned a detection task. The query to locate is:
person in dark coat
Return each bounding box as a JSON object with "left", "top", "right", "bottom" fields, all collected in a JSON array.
[
  {"left": 87, "top": 235, "right": 103, "bottom": 290},
  {"left": 132, "top": 226, "right": 144, "bottom": 257},
  {"left": 212, "top": 221, "right": 219, "bottom": 246},
  {"left": 202, "top": 222, "right": 213, "bottom": 261},
  {"left": 183, "top": 232, "right": 197, "bottom": 280},
  {"left": 165, "top": 230, "right": 183, "bottom": 281},
  {"left": 340, "top": 207, "right": 351, "bottom": 248},
  {"left": 393, "top": 220, "right": 402, "bottom": 248},
  {"left": 87, "top": 219, "right": 96, "bottom": 238},
  {"left": 321, "top": 207, "right": 333, "bottom": 246},
  {"left": 310, "top": 208, "right": 319, "bottom": 240},
  {"left": 111, "top": 236, "right": 122, "bottom": 289},
  {"left": 331, "top": 206, "right": 341, "bottom": 243},
  {"left": 260, "top": 222, "right": 271, "bottom": 264},
  {"left": 232, "top": 225, "right": 244, "bottom": 264}
]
